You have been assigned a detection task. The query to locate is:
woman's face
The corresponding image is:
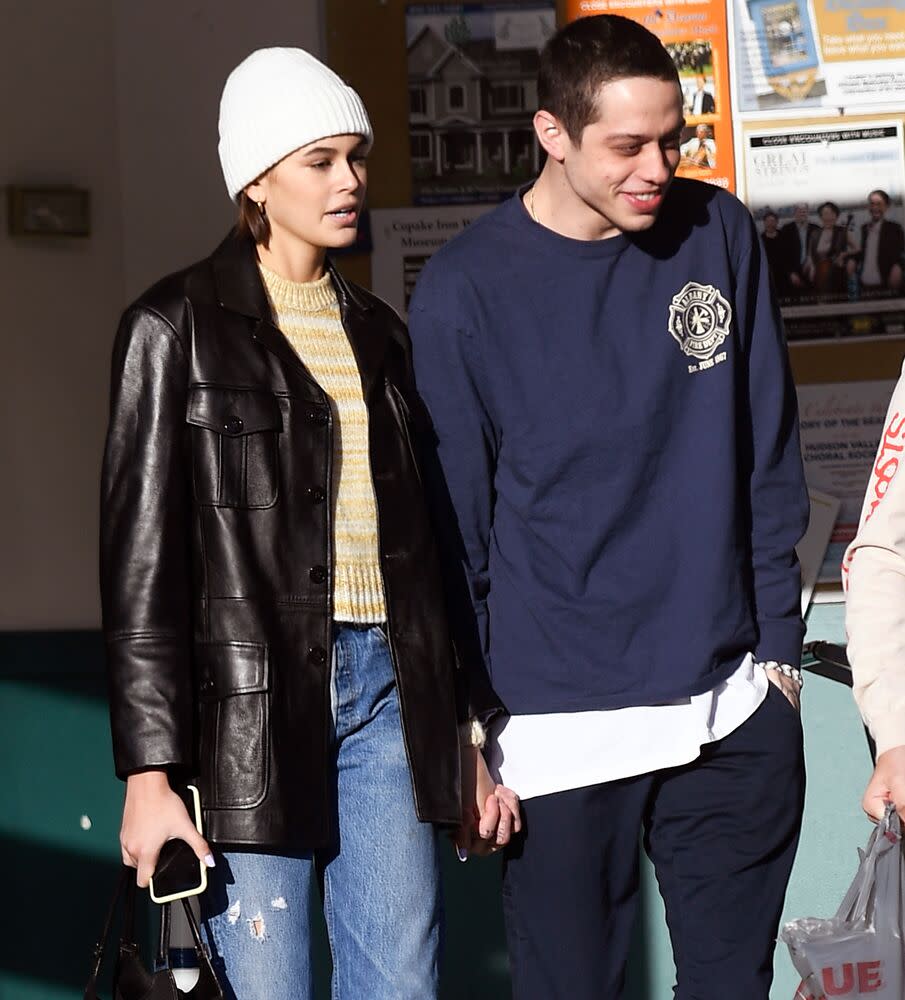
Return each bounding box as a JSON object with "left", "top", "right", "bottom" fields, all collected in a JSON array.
[
  {"left": 820, "top": 204, "right": 838, "bottom": 227},
  {"left": 246, "top": 134, "right": 369, "bottom": 252}
]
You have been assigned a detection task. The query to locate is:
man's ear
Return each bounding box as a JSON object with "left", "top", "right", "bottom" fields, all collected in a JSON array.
[{"left": 533, "top": 110, "right": 569, "bottom": 161}]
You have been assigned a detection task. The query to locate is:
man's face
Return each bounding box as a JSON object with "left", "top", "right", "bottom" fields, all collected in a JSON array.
[
  {"left": 560, "top": 76, "right": 684, "bottom": 238},
  {"left": 868, "top": 194, "right": 888, "bottom": 222},
  {"left": 793, "top": 203, "right": 809, "bottom": 224},
  {"left": 696, "top": 124, "right": 709, "bottom": 140},
  {"left": 695, "top": 75, "right": 706, "bottom": 92},
  {"left": 764, "top": 214, "right": 778, "bottom": 236}
]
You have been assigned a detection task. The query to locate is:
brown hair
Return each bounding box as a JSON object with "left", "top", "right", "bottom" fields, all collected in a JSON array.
[
  {"left": 237, "top": 190, "right": 271, "bottom": 246},
  {"left": 537, "top": 15, "right": 680, "bottom": 145}
]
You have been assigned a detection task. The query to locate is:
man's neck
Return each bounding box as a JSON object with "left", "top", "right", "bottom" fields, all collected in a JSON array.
[{"left": 526, "top": 165, "right": 620, "bottom": 242}]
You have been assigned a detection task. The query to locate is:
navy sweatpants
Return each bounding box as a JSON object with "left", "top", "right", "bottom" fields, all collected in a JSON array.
[{"left": 501, "top": 682, "right": 806, "bottom": 1000}]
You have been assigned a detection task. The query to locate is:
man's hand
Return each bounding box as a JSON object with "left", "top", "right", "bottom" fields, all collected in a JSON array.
[
  {"left": 456, "top": 745, "right": 521, "bottom": 858},
  {"left": 120, "top": 770, "right": 214, "bottom": 887},
  {"left": 765, "top": 667, "right": 801, "bottom": 712},
  {"left": 862, "top": 746, "right": 905, "bottom": 822}
]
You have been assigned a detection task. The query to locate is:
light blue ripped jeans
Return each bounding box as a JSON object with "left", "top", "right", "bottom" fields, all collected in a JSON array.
[{"left": 201, "top": 624, "right": 441, "bottom": 1000}]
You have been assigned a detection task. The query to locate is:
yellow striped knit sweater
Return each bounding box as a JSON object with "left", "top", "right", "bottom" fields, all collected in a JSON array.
[{"left": 260, "top": 264, "right": 386, "bottom": 623}]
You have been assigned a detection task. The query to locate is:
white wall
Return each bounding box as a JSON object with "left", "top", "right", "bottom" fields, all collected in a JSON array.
[
  {"left": 0, "top": 1, "right": 323, "bottom": 629},
  {"left": 0, "top": 2, "right": 124, "bottom": 630},
  {"left": 113, "top": 0, "right": 324, "bottom": 300}
]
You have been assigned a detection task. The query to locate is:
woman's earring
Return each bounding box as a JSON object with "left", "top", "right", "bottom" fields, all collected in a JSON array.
[{"left": 256, "top": 201, "right": 266, "bottom": 218}]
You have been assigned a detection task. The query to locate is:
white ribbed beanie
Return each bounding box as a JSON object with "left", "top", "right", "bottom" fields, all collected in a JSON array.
[{"left": 218, "top": 47, "right": 372, "bottom": 201}]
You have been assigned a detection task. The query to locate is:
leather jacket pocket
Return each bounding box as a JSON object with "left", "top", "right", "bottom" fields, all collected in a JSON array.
[
  {"left": 197, "top": 641, "right": 270, "bottom": 809},
  {"left": 187, "top": 386, "right": 282, "bottom": 508}
]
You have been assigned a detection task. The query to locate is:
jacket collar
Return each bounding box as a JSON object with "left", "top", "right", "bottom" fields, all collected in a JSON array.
[{"left": 210, "top": 229, "right": 387, "bottom": 397}]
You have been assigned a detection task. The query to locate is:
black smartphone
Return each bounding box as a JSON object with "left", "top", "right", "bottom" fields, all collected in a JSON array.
[{"left": 148, "top": 784, "right": 207, "bottom": 903}]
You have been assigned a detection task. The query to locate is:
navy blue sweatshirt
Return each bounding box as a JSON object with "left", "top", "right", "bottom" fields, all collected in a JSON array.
[{"left": 409, "top": 179, "right": 808, "bottom": 716}]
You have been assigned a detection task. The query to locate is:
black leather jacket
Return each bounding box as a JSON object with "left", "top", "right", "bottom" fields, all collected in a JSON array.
[{"left": 100, "top": 230, "right": 464, "bottom": 849}]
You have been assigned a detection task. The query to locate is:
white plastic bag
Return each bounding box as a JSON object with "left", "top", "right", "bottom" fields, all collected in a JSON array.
[{"left": 781, "top": 805, "right": 904, "bottom": 999}]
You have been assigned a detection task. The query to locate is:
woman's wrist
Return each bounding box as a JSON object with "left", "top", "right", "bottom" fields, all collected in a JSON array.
[{"left": 459, "top": 718, "right": 488, "bottom": 750}]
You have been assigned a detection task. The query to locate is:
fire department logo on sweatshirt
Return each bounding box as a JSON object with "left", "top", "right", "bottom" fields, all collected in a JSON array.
[{"left": 668, "top": 282, "right": 732, "bottom": 367}]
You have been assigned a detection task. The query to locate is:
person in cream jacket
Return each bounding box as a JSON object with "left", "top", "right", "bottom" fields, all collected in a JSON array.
[{"left": 844, "top": 361, "right": 905, "bottom": 822}]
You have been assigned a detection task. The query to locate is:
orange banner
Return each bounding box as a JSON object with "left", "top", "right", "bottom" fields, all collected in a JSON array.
[{"left": 564, "top": 0, "right": 735, "bottom": 192}]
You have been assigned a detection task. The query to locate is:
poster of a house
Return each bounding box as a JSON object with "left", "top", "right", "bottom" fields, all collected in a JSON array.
[{"left": 406, "top": 3, "right": 555, "bottom": 204}]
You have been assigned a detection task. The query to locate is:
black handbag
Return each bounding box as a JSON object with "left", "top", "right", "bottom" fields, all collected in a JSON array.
[{"left": 85, "top": 866, "right": 224, "bottom": 1000}]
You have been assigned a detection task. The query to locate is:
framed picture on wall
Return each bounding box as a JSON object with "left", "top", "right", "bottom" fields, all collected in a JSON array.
[{"left": 7, "top": 185, "right": 91, "bottom": 237}]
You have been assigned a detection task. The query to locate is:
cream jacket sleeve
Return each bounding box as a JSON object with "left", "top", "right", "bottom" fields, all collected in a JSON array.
[{"left": 844, "top": 361, "right": 905, "bottom": 756}]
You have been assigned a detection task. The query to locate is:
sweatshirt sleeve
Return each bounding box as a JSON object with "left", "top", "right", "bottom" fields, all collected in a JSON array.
[
  {"left": 844, "top": 363, "right": 905, "bottom": 756},
  {"left": 738, "top": 227, "right": 810, "bottom": 666},
  {"left": 408, "top": 284, "right": 506, "bottom": 725}
]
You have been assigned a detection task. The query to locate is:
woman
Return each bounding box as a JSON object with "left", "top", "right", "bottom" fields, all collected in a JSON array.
[
  {"left": 804, "top": 200, "right": 856, "bottom": 295},
  {"left": 100, "top": 47, "right": 518, "bottom": 1000}
]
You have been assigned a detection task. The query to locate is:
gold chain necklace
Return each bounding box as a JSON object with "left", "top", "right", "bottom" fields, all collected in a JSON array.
[{"left": 528, "top": 187, "right": 539, "bottom": 225}]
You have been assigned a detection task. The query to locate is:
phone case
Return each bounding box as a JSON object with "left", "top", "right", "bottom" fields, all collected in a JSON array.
[{"left": 149, "top": 784, "right": 208, "bottom": 904}]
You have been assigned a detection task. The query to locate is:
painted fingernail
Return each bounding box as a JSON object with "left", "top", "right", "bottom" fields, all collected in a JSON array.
[
  {"left": 204, "top": 854, "right": 216, "bottom": 868},
  {"left": 456, "top": 846, "right": 469, "bottom": 862}
]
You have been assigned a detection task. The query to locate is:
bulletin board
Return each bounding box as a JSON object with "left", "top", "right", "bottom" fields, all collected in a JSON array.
[
  {"left": 326, "top": 0, "right": 905, "bottom": 589},
  {"left": 326, "top": 0, "right": 905, "bottom": 487}
]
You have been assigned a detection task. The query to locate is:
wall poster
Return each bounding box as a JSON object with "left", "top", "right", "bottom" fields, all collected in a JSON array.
[
  {"left": 743, "top": 118, "right": 905, "bottom": 340},
  {"left": 406, "top": 3, "right": 556, "bottom": 204},
  {"left": 732, "top": 0, "right": 905, "bottom": 112},
  {"left": 797, "top": 379, "right": 897, "bottom": 582}
]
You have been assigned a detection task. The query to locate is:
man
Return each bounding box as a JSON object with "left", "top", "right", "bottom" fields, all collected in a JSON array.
[
  {"left": 690, "top": 72, "right": 716, "bottom": 115},
  {"left": 679, "top": 122, "right": 716, "bottom": 167},
  {"left": 409, "top": 14, "right": 808, "bottom": 1000},
  {"left": 848, "top": 189, "right": 904, "bottom": 295},
  {"left": 779, "top": 202, "right": 819, "bottom": 297},
  {"left": 761, "top": 209, "right": 788, "bottom": 296}
]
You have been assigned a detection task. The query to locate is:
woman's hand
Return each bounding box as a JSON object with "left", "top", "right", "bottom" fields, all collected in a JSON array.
[
  {"left": 456, "top": 745, "right": 521, "bottom": 858},
  {"left": 863, "top": 746, "right": 905, "bottom": 823},
  {"left": 120, "top": 770, "right": 214, "bottom": 887}
]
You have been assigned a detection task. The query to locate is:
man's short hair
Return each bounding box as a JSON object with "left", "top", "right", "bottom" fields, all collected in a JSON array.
[
  {"left": 869, "top": 189, "right": 891, "bottom": 206},
  {"left": 537, "top": 15, "right": 680, "bottom": 144}
]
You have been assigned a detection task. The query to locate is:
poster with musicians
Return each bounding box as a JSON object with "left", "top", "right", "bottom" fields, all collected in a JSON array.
[
  {"left": 564, "top": 0, "right": 736, "bottom": 192},
  {"left": 742, "top": 118, "right": 905, "bottom": 340},
  {"left": 731, "top": 0, "right": 905, "bottom": 113}
]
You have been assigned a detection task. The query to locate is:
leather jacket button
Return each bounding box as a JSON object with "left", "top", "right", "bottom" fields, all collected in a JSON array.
[
  {"left": 309, "top": 565, "right": 327, "bottom": 584},
  {"left": 306, "top": 486, "right": 326, "bottom": 504},
  {"left": 224, "top": 415, "right": 244, "bottom": 434},
  {"left": 306, "top": 408, "right": 328, "bottom": 426},
  {"left": 307, "top": 645, "right": 327, "bottom": 665}
]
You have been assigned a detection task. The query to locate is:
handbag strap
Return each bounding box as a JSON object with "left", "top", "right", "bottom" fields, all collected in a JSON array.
[
  {"left": 154, "top": 896, "right": 222, "bottom": 996},
  {"left": 84, "top": 866, "right": 134, "bottom": 999}
]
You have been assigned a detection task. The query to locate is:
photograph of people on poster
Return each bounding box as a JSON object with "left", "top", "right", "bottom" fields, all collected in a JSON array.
[
  {"left": 732, "top": 0, "right": 905, "bottom": 111},
  {"left": 745, "top": 120, "right": 905, "bottom": 335},
  {"left": 665, "top": 41, "right": 717, "bottom": 116},
  {"left": 406, "top": 3, "right": 555, "bottom": 205},
  {"left": 680, "top": 124, "right": 717, "bottom": 170}
]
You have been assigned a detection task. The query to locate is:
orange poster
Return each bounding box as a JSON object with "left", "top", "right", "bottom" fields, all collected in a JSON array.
[{"left": 564, "top": 0, "right": 735, "bottom": 192}]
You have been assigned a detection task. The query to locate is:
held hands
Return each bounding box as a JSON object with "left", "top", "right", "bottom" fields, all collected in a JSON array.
[
  {"left": 455, "top": 745, "right": 521, "bottom": 859},
  {"left": 862, "top": 746, "right": 905, "bottom": 823},
  {"left": 120, "top": 770, "right": 214, "bottom": 887}
]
